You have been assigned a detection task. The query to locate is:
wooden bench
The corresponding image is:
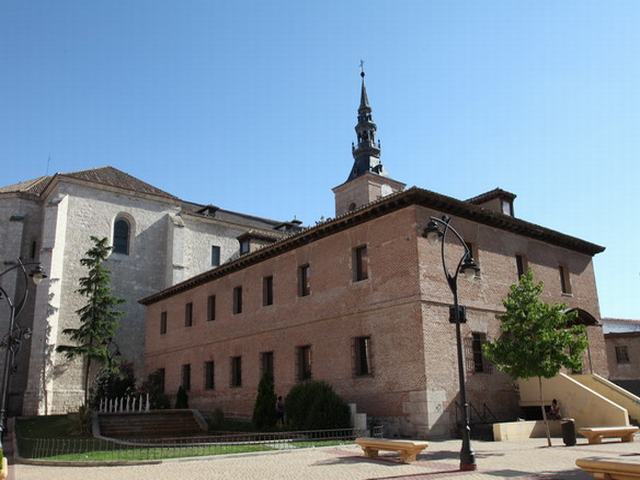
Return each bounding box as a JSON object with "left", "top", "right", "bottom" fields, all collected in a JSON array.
[
  {"left": 355, "top": 437, "right": 429, "bottom": 463},
  {"left": 578, "top": 427, "right": 639, "bottom": 445},
  {"left": 577, "top": 456, "right": 640, "bottom": 480}
]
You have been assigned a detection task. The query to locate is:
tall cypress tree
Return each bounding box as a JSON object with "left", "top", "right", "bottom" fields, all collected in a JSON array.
[
  {"left": 56, "top": 236, "right": 124, "bottom": 405},
  {"left": 483, "top": 270, "right": 587, "bottom": 447}
]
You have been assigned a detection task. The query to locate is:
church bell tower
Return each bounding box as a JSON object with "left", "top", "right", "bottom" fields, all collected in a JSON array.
[{"left": 332, "top": 66, "right": 406, "bottom": 217}]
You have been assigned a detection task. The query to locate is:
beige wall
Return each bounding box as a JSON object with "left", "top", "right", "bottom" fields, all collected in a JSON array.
[{"left": 606, "top": 333, "right": 640, "bottom": 381}]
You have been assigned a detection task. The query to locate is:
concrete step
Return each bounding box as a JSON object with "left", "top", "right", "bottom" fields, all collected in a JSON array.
[{"left": 98, "top": 410, "right": 205, "bottom": 438}]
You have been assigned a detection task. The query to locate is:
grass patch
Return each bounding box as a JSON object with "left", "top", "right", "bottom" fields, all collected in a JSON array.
[
  {"left": 290, "top": 439, "right": 352, "bottom": 448},
  {"left": 17, "top": 415, "right": 90, "bottom": 439}
]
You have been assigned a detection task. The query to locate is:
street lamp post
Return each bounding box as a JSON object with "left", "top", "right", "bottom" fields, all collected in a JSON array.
[
  {"left": 0, "top": 258, "right": 46, "bottom": 448},
  {"left": 423, "top": 215, "right": 479, "bottom": 472}
]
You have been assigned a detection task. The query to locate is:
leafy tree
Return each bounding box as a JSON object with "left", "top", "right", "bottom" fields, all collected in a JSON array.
[
  {"left": 90, "top": 362, "right": 136, "bottom": 409},
  {"left": 252, "top": 372, "right": 277, "bottom": 429},
  {"left": 56, "top": 236, "right": 124, "bottom": 405},
  {"left": 483, "top": 270, "right": 587, "bottom": 446},
  {"left": 175, "top": 385, "right": 189, "bottom": 409}
]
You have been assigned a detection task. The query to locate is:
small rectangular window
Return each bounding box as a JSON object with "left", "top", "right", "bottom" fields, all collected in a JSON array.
[
  {"left": 501, "top": 199, "right": 513, "bottom": 216},
  {"left": 185, "top": 302, "right": 193, "bottom": 327},
  {"left": 296, "top": 345, "right": 312, "bottom": 382},
  {"left": 261, "top": 351, "right": 274, "bottom": 379},
  {"left": 181, "top": 364, "right": 191, "bottom": 391},
  {"left": 353, "top": 245, "right": 369, "bottom": 282},
  {"left": 471, "top": 333, "right": 487, "bottom": 373},
  {"left": 240, "top": 239, "right": 250, "bottom": 255},
  {"left": 231, "top": 356, "right": 242, "bottom": 387},
  {"left": 233, "top": 286, "right": 243, "bottom": 314},
  {"left": 30, "top": 240, "right": 37, "bottom": 259},
  {"left": 559, "top": 265, "right": 572, "bottom": 294},
  {"left": 298, "top": 264, "right": 310, "bottom": 297},
  {"left": 263, "top": 276, "right": 274, "bottom": 306},
  {"left": 616, "top": 346, "right": 630, "bottom": 364},
  {"left": 204, "top": 361, "right": 215, "bottom": 390},
  {"left": 207, "top": 295, "right": 216, "bottom": 321},
  {"left": 354, "top": 336, "right": 372, "bottom": 376},
  {"left": 211, "top": 245, "right": 221, "bottom": 267},
  {"left": 516, "top": 255, "right": 527, "bottom": 279},
  {"left": 157, "top": 368, "right": 165, "bottom": 394},
  {"left": 160, "top": 311, "right": 167, "bottom": 335}
]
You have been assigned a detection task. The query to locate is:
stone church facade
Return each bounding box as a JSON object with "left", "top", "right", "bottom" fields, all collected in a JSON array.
[
  {"left": 141, "top": 72, "right": 608, "bottom": 437},
  {"left": 0, "top": 167, "right": 297, "bottom": 415}
]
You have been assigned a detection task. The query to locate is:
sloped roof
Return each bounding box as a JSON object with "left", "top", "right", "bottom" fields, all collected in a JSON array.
[
  {"left": 140, "top": 186, "right": 605, "bottom": 306},
  {"left": 467, "top": 187, "right": 517, "bottom": 204},
  {"left": 0, "top": 176, "right": 51, "bottom": 196}
]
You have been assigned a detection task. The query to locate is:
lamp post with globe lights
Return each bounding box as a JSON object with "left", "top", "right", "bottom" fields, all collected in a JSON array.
[
  {"left": 423, "top": 215, "right": 479, "bottom": 471},
  {"left": 0, "top": 258, "right": 47, "bottom": 446}
]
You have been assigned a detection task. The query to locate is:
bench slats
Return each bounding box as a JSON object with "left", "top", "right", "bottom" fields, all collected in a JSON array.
[{"left": 355, "top": 437, "right": 429, "bottom": 463}]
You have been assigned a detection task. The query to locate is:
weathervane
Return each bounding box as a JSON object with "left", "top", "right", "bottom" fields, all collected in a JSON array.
[{"left": 359, "top": 59, "right": 365, "bottom": 78}]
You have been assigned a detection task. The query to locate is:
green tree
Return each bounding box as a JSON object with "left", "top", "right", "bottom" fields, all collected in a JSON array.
[
  {"left": 56, "top": 236, "right": 124, "bottom": 405},
  {"left": 285, "top": 381, "right": 351, "bottom": 430},
  {"left": 252, "top": 372, "right": 277, "bottom": 429},
  {"left": 483, "top": 270, "right": 587, "bottom": 446}
]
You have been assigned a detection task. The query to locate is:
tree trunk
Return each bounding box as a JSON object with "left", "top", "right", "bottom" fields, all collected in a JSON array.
[
  {"left": 538, "top": 376, "right": 552, "bottom": 447},
  {"left": 83, "top": 356, "right": 91, "bottom": 406}
]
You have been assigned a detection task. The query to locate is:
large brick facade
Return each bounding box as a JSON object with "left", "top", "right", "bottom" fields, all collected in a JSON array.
[{"left": 142, "top": 194, "right": 607, "bottom": 438}]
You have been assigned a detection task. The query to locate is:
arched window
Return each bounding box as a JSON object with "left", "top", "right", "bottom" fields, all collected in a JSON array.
[{"left": 113, "top": 218, "right": 130, "bottom": 255}]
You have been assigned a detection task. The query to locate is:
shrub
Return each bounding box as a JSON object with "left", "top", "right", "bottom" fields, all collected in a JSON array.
[
  {"left": 252, "top": 372, "right": 277, "bottom": 429},
  {"left": 140, "top": 370, "right": 170, "bottom": 409},
  {"left": 175, "top": 385, "right": 189, "bottom": 409},
  {"left": 90, "top": 362, "right": 136, "bottom": 409},
  {"left": 284, "top": 381, "right": 351, "bottom": 430}
]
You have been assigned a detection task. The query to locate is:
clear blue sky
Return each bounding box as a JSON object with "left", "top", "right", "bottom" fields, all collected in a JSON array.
[{"left": 1, "top": 1, "right": 638, "bottom": 319}]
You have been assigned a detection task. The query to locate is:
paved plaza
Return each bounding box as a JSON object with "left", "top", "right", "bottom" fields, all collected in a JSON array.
[{"left": 11, "top": 437, "right": 640, "bottom": 480}]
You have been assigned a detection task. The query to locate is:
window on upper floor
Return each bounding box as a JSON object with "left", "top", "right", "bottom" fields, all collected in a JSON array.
[
  {"left": 616, "top": 346, "right": 630, "bottom": 364},
  {"left": 207, "top": 295, "right": 216, "bottom": 321},
  {"left": 181, "top": 364, "right": 191, "bottom": 391},
  {"left": 231, "top": 356, "right": 242, "bottom": 387},
  {"left": 185, "top": 302, "right": 193, "bottom": 327},
  {"left": 160, "top": 311, "right": 167, "bottom": 335},
  {"left": 263, "top": 276, "right": 274, "bottom": 306},
  {"left": 296, "top": 345, "right": 312, "bottom": 382},
  {"left": 501, "top": 199, "right": 514, "bottom": 216},
  {"left": 211, "top": 245, "right": 221, "bottom": 267},
  {"left": 354, "top": 336, "right": 372, "bottom": 376},
  {"left": 353, "top": 245, "right": 369, "bottom": 282},
  {"left": 233, "top": 286, "right": 243, "bottom": 314},
  {"left": 559, "top": 265, "right": 572, "bottom": 295},
  {"left": 298, "top": 264, "right": 310, "bottom": 297},
  {"left": 516, "top": 255, "right": 527, "bottom": 280},
  {"left": 204, "top": 361, "right": 215, "bottom": 390},
  {"left": 465, "top": 332, "right": 492, "bottom": 374},
  {"left": 113, "top": 218, "right": 130, "bottom": 255},
  {"left": 240, "top": 239, "right": 250, "bottom": 255}
]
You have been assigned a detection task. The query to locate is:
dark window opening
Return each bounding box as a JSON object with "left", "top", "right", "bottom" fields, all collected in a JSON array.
[
  {"left": 231, "top": 356, "right": 242, "bottom": 387},
  {"left": 263, "top": 276, "right": 273, "bottom": 306},
  {"left": 204, "top": 361, "right": 215, "bottom": 390},
  {"left": 30, "top": 240, "right": 37, "bottom": 259},
  {"left": 296, "top": 345, "right": 312, "bottom": 382},
  {"left": 467, "top": 332, "right": 492, "bottom": 374},
  {"left": 516, "top": 255, "right": 526, "bottom": 279},
  {"left": 160, "top": 311, "right": 167, "bottom": 335},
  {"left": 113, "top": 218, "right": 130, "bottom": 255},
  {"left": 354, "top": 336, "right": 371, "bottom": 376},
  {"left": 353, "top": 245, "right": 369, "bottom": 282},
  {"left": 181, "top": 364, "right": 191, "bottom": 391},
  {"left": 211, "top": 245, "right": 221, "bottom": 267},
  {"left": 185, "top": 302, "right": 193, "bottom": 327},
  {"left": 207, "top": 295, "right": 216, "bottom": 321},
  {"left": 261, "top": 351, "right": 274, "bottom": 379},
  {"left": 559, "top": 265, "right": 572, "bottom": 294},
  {"left": 233, "top": 286, "right": 243, "bottom": 314},
  {"left": 616, "top": 346, "right": 630, "bottom": 364},
  {"left": 240, "top": 239, "right": 250, "bottom": 255},
  {"left": 298, "top": 264, "right": 310, "bottom": 297}
]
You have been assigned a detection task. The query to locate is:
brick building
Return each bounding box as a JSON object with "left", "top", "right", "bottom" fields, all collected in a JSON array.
[
  {"left": 141, "top": 72, "right": 607, "bottom": 437},
  {"left": 602, "top": 318, "right": 640, "bottom": 396}
]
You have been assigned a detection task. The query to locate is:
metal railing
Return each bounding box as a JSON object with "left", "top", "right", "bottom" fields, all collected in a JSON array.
[{"left": 18, "top": 426, "right": 383, "bottom": 462}]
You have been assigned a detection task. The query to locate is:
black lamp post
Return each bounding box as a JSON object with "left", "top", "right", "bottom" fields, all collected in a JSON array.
[
  {"left": 0, "top": 258, "right": 46, "bottom": 448},
  {"left": 423, "top": 215, "right": 479, "bottom": 472}
]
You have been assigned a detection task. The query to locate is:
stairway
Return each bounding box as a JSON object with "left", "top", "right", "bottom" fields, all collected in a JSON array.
[
  {"left": 98, "top": 409, "right": 206, "bottom": 438},
  {"left": 572, "top": 374, "right": 640, "bottom": 426}
]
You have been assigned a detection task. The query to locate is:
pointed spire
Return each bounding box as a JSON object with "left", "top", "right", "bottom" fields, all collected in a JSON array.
[{"left": 346, "top": 64, "right": 386, "bottom": 182}]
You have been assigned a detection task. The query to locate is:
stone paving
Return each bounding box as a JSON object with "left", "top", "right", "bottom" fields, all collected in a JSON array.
[{"left": 11, "top": 437, "right": 640, "bottom": 480}]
